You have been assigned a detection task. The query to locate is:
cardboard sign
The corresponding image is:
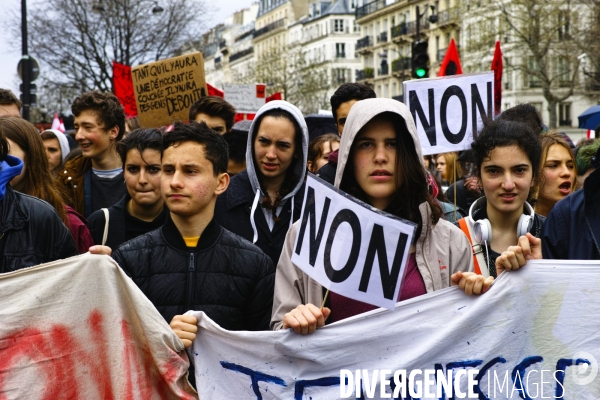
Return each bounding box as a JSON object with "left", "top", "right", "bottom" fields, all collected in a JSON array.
[
  {"left": 291, "top": 174, "right": 416, "bottom": 310},
  {"left": 191, "top": 261, "right": 600, "bottom": 399},
  {"left": 131, "top": 52, "right": 207, "bottom": 128},
  {"left": 112, "top": 61, "right": 137, "bottom": 117},
  {"left": 0, "top": 254, "right": 196, "bottom": 399},
  {"left": 403, "top": 72, "right": 494, "bottom": 156},
  {"left": 223, "top": 84, "right": 267, "bottom": 113}
]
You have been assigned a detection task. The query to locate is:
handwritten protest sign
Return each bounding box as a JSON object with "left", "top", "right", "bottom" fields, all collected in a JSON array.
[
  {"left": 191, "top": 261, "right": 600, "bottom": 399},
  {"left": 291, "top": 174, "right": 416, "bottom": 310},
  {"left": 132, "top": 52, "right": 207, "bottom": 128},
  {"left": 112, "top": 61, "right": 137, "bottom": 117},
  {"left": 0, "top": 254, "right": 196, "bottom": 399},
  {"left": 223, "top": 84, "right": 267, "bottom": 113},
  {"left": 403, "top": 72, "right": 494, "bottom": 155}
]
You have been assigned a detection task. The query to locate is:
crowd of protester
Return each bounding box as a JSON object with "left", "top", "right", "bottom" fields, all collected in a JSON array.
[{"left": 0, "top": 82, "right": 598, "bottom": 384}]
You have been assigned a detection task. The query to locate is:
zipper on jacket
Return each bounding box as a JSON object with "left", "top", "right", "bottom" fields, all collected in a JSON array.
[{"left": 186, "top": 252, "right": 195, "bottom": 313}]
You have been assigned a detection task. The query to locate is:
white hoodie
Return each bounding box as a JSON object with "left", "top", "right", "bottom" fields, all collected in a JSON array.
[
  {"left": 245, "top": 100, "right": 309, "bottom": 240},
  {"left": 270, "top": 98, "right": 473, "bottom": 330}
]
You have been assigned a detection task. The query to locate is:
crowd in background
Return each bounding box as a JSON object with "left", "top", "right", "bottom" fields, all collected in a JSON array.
[{"left": 0, "top": 83, "right": 598, "bottom": 385}]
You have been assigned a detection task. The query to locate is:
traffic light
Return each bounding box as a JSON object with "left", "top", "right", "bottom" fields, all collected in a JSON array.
[
  {"left": 411, "top": 41, "right": 429, "bottom": 79},
  {"left": 20, "top": 83, "right": 37, "bottom": 108}
]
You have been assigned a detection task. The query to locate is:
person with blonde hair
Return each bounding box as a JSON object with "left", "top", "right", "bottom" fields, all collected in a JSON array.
[
  {"left": 436, "top": 151, "right": 462, "bottom": 186},
  {"left": 533, "top": 131, "right": 577, "bottom": 217}
]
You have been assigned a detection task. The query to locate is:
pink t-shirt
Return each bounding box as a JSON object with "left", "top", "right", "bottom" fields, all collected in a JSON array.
[{"left": 328, "top": 253, "right": 426, "bottom": 323}]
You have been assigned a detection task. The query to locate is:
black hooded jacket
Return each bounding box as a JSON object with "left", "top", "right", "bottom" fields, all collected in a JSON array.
[
  {"left": 0, "top": 186, "right": 78, "bottom": 272},
  {"left": 112, "top": 215, "right": 275, "bottom": 330}
]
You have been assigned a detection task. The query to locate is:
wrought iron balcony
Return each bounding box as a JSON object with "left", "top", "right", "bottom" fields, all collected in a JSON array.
[
  {"left": 356, "top": 68, "right": 375, "bottom": 81},
  {"left": 356, "top": 0, "right": 387, "bottom": 20},
  {"left": 392, "top": 57, "right": 410, "bottom": 73},
  {"left": 253, "top": 18, "right": 285, "bottom": 39},
  {"left": 356, "top": 36, "right": 373, "bottom": 51},
  {"left": 377, "top": 32, "right": 388, "bottom": 43},
  {"left": 229, "top": 47, "right": 254, "bottom": 62}
]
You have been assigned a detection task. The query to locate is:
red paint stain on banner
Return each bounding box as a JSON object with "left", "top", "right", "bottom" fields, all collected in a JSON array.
[{"left": 0, "top": 309, "right": 195, "bottom": 399}]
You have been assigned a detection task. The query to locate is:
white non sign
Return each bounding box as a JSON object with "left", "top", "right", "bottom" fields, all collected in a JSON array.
[
  {"left": 403, "top": 72, "right": 494, "bottom": 156},
  {"left": 223, "top": 84, "right": 266, "bottom": 113},
  {"left": 291, "top": 174, "right": 416, "bottom": 310}
]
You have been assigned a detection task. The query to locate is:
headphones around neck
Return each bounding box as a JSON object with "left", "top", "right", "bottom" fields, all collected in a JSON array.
[{"left": 468, "top": 197, "right": 534, "bottom": 243}]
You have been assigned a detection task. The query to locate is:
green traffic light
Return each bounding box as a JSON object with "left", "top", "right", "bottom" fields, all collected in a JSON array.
[{"left": 416, "top": 68, "right": 427, "bottom": 78}]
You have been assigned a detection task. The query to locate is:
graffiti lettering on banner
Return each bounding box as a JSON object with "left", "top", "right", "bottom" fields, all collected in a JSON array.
[
  {"left": 403, "top": 71, "right": 494, "bottom": 155},
  {"left": 291, "top": 173, "right": 416, "bottom": 310},
  {"left": 132, "top": 52, "right": 207, "bottom": 128}
]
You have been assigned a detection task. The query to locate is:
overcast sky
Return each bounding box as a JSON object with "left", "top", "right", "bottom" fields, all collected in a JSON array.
[{"left": 0, "top": 0, "right": 257, "bottom": 94}]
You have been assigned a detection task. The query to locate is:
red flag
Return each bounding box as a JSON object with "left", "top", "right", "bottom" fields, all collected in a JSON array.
[
  {"left": 112, "top": 61, "right": 137, "bottom": 117},
  {"left": 491, "top": 41, "right": 503, "bottom": 116},
  {"left": 207, "top": 83, "right": 224, "bottom": 98},
  {"left": 438, "top": 39, "right": 463, "bottom": 77},
  {"left": 266, "top": 92, "right": 282, "bottom": 102}
]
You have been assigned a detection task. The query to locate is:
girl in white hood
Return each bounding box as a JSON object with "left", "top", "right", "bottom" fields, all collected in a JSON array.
[
  {"left": 271, "top": 98, "right": 492, "bottom": 333},
  {"left": 215, "top": 101, "right": 309, "bottom": 266}
]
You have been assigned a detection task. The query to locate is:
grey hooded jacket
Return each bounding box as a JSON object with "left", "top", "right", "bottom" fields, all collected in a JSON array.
[
  {"left": 271, "top": 98, "right": 474, "bottom": 330},
  {"left": 215, "top": 100, "right": 309, "bottom": 265}
]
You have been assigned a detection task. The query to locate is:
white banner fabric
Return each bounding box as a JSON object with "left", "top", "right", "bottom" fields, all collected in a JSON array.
[
  {"left": 0, "top": 254, "right": 197, "bottom": 400},
  {"left": 191, "top": 261, "right": 600, "bottom": 399}
]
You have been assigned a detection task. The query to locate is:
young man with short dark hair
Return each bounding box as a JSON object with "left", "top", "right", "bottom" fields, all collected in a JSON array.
[
  {"left": 112, "top": 121, "right": 274, "bottom": 341},
  {"left": 57, "top": 91, "right": 126, "bottom": 217},
  {"left": 0, "top": 89, "right": 22, "bottom": 117},
  {"left": 316, "top": 83, "right": 376, "bottom": 184},
  {"left": 188, "top": 96, "right": 236, "bottom": 134}
]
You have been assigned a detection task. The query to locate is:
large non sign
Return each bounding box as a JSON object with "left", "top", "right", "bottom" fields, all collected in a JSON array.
[
  {"left": 291, "top": 174, "right": 416, "bottom": 310},
  {"left": 403, "top": 72, "right": 494, "bottom": 156}
]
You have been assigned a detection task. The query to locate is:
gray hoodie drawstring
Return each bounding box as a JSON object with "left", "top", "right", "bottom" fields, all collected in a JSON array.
[
  {"left": 250, "top": 189, "right": 261, "bottom": 243},
  {"left": 289, "top": 194, "right": 294, "bottom": 230}
]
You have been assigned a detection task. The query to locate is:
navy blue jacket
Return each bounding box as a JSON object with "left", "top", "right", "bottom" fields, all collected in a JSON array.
[
  {"left": 215, "top": 170, "right": 305, "bottom": 266},
  {"left": 542, "top": 168, "right": 600, "bottom": 260}
]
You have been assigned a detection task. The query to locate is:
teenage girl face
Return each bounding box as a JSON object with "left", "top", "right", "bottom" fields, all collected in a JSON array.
[
  {"left": 124, "top": 148, "right": 163, "bottom": 208},
  {"left": 479, "top": 145, "right": 534, "bottom": 216},
  {"left": 253, "top": 116, "right": 297, "bottom": 182},
  {"left": 435, "top": 154, "right": 447, "bottom": 180},
  {"left": 539, "top": 144, "right": 575, "bottom": 205},
  {"left": 352, "top": 118, "right": 397, "bottom": 211},
  {"left": 309, "top": 140, "right": 340, "bottom": 173}
]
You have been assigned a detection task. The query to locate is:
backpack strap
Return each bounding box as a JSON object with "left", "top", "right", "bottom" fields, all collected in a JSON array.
[
  {"left": 101, "top": 208, "right": 109, "bottom": 246},
  {"left": 457, "top": 218, "right": 490, "bottom": 278}
]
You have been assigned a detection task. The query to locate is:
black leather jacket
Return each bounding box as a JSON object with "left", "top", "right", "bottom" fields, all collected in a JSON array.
[
  {"left": 0, "top": 186, "right": 78, "bottom": 272},
  {"left": 112, "top": 216, "right": 275, "bottom": 330}
]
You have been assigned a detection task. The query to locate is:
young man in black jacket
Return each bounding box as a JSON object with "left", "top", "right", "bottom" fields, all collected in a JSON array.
[{"left": 111, "top": 122, "right": 275, "bottom": 345}]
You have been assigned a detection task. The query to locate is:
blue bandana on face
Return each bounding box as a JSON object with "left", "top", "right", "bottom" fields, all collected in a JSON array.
[{"left": 0, "top": 155, "right": 24, "bottom": 201}]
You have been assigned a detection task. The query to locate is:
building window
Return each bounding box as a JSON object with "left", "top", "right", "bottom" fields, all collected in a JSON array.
[
  {"left": 558, "top": 13, "right": 570, "bottom": 40},
  {"left": 334, "top": 19, "right": 344, "bottom": 33},
  {"left": 336, "top": 43, "right": 346, "bottom": 58},
  {"left": 528, "top": 57, "right": 542, "bottom": 88},
  {"left": 333, "top": 68, "right": 349, "bottom": 84},
  {"left": 558, "top": 57, "right": 571, "bottom": 86},
  {"left": 559, "top": 103, "right": 571, "bottom": 126}
]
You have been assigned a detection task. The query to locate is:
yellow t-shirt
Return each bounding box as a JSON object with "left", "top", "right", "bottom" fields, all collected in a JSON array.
[{"left": 183, "top": 236, "right": 200, "bottom": 247}]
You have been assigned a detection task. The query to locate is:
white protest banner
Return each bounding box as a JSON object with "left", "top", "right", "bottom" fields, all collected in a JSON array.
[
  {"left": 0, "top": 254, "right": 197, "bottom": 399},
  {"left": 223, "top": 83, "right": 267, "bottom": 113},
  {"left": 403, "top": 72, "right": 494, "bottom": 156},
  {"left": 291, "top": 173, "right": 417, "bottom": 310},
  {"left": 190, "top": 261, "right": 600, "bottom": 399}
]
